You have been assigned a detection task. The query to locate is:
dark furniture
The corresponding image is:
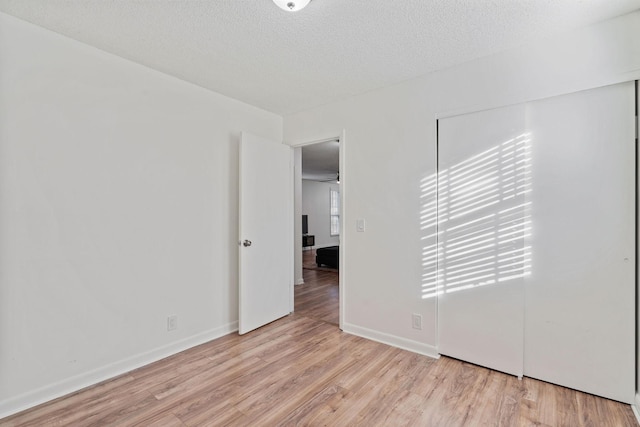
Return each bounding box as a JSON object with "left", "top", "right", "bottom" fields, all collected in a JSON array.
[
  {"left": 303, "top": 235, "right": 315, "bottom": 248},
  {"left": 316, "top": 246, "right": 339, "bottom": 268}
]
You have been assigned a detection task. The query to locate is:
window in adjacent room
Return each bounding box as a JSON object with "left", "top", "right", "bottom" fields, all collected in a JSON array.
[{"left": 330, "top": 188, "right": 340, "bottom": 236}]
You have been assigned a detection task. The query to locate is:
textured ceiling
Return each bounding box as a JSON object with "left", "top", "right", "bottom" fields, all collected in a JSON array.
[{"left": 0, "top": 0, "right": 639, "bottom": 115}]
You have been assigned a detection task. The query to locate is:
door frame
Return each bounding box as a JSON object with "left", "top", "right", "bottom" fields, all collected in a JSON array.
[{"left": 290, "top": 130, "right": 346, "bottom": 330}]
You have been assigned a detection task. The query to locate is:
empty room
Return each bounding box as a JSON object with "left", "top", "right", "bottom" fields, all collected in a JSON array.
[{"left": 1, "top": 1, "right": 640, "bottom": 425}]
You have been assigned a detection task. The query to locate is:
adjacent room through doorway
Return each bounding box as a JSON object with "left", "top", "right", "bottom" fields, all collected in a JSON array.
[{"left": 294, "top": 139, "right": 341, "bottom": 326}]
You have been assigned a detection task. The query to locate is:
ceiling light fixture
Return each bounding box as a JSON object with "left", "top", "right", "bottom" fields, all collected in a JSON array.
[{"left": 272, "top": 0, "right": 312, "bottom": 12}]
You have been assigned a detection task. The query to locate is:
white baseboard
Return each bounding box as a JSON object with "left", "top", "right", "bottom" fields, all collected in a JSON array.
[
  {"left": 342, "top": 322, "right": 439, "bottom": 359},
  {"left": 0, "top": 321, "right": 238, "bottom": 419},
  {"left": 632, "top": 393, "right": 640, "bottom": 425},
  {"left": 295, "top": 278, "right": 305, "bottom": 285}
]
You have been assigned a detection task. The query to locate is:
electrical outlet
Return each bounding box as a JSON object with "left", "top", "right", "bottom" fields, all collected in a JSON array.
[
  {"left": 167, "top": 315, "right": 178, "bottom": 331},
  {"left": 412, "top": 314, "right": 422, "bottom": 330}
]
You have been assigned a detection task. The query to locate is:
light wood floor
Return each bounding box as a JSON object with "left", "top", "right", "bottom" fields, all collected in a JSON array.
[
  {"left": 2, "top": 252, "right": 637, "bottom": 426},
  {"left": 297, "top": 249, "right": 339, "bottom": 326}
]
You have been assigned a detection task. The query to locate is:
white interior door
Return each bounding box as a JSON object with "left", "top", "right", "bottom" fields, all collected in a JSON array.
[
  {"left": 523, "top": 82, "right": 635, "bottom": 403},
  {"left": 239, "top": 132, "right": 293, "bottom": 335},
  {"left": 437, "top": 104, "right": 528, "bottom": 377}
]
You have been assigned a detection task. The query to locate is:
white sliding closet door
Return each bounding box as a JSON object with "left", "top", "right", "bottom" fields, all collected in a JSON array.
[
  {"left": 524, "top": 82, "right": 635, "bottom": 403},
  {"left": 437, "top": 82, "right": 635, "bottom": 403},
  {"left": 437, "top": 105, "right": 529, "bottom": 377}
]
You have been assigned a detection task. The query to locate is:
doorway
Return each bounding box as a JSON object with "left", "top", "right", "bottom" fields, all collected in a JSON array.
[{"left": 292, "top": 134, "right": 344, "bottom": 329}]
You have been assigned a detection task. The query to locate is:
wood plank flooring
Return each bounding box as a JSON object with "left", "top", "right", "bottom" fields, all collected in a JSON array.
[
  {"left": 296, "top": 249, "right": 339, "bottom": 325},
  {"left": 1, "top": 251, "right": 637, "bottom": 426}
]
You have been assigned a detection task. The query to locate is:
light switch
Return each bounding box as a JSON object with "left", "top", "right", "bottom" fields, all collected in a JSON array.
[{"left": 356, "top": 218, "right": 366, "bottom": 232}]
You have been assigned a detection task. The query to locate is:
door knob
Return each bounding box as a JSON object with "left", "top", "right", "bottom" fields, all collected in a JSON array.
[{"left": 243, "top": 239, "right": 252, "bottom": 247}]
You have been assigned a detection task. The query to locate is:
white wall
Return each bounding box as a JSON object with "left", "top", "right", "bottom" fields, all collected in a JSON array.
[
  {"left": 302, "top": 180, "right": 340, "bottom": 249},
  {"left": 0, "top": 12, "right": 282, "bottom": 417},
  {"left": 284, "top": 11, "right": 640, "bottom": 358}
]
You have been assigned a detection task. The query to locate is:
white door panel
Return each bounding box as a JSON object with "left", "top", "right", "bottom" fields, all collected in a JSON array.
[
  {"left": 239, "top": 132, "right": 292, "bottom": 335},
  {"left": 438, "top": 104, "right": 528, "bottom": 377},
  {"left": 523, "top": 82, "right": 635, "bottom": 403}
]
